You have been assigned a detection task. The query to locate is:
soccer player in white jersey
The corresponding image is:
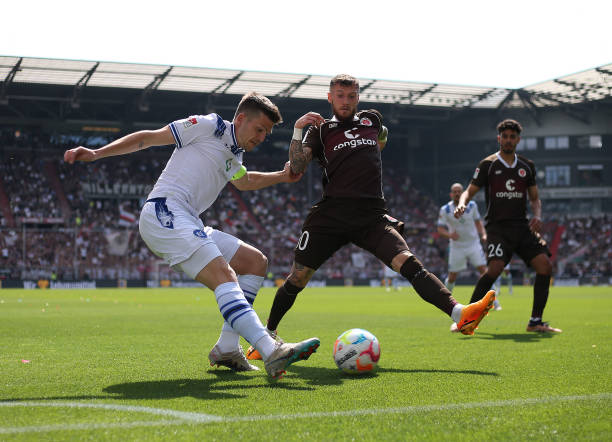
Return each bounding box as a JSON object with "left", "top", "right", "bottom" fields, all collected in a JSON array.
[
  {"left": 64, "top": 92, "right": 320, "bottom": 379},
  {"left": 438, "top": 183, "right": 488, "bottom": 292},
  {"left": 438, "top": 183, "right": 500, "bottom": 328}
]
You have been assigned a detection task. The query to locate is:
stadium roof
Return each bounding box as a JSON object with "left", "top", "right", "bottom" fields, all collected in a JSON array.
[{"left": 1, "top": 56, "right": 610, "bottom": 110}]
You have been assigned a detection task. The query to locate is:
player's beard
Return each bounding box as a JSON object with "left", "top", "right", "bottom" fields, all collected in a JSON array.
[
  {"left": 331, "top": 103, "right": 356, "bottom": 122},
  {"left": 501, "top": 143, "right": 515, "bottom": 155}
]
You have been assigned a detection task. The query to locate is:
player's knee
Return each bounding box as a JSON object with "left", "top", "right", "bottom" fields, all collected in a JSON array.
[
  {"left": 287, "top": 272, "right": 309, "bottom": 288},
  {"left": 287, "top": 262, "right": 315, "bottom": 288},
  {"left": 538, "top": 259, "right": 553, "bottom": 276},
  {"left": 254, "top": 251, "right": 268, "bottom": 276},
  {"left": 486, "top": 261, "right": 505, "bottom": 278},
  {"left": 239, "top": 248, "right": 267, "bottom": 276}
]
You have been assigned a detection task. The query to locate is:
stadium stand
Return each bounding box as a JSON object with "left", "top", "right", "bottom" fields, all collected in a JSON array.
[
  {"left": 0, "top": 56, "right": 609, "bottom": 286},
  {"left": 1, "top": 130, "right": 609, "bottom": 286}
]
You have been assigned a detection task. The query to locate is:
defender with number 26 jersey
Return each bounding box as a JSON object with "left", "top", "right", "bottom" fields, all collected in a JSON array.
[{"left": 471, "top": 152, "right": 536, "bottom": 225}]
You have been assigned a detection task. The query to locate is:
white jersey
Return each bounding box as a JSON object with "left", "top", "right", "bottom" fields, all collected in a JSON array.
[
  {"left": 438, "top": 200, "right": 481, "bottom": 248},
  {"left": 147, "top": 113, "right": 244, "bottom": 215}
]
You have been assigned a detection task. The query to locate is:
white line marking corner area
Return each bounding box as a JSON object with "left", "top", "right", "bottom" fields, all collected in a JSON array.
[{"left": 0, "top": 393, "right": 610, "bottom": 435}]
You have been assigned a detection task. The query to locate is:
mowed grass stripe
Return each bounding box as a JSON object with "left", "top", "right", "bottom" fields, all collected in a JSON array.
[{"left": 1, "top": 393, "right": 610, "bottom": 434}]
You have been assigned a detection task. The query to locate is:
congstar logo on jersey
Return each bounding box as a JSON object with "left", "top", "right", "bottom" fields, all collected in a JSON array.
[
  {"left": 333, "top": 137, "right": 377, "bottom": 151},
  {"left": 496, "top": 179, "right": 523, "bottom": 199},
  {"left": 333, "top": 127, "right": 377, "bottom": 151}
]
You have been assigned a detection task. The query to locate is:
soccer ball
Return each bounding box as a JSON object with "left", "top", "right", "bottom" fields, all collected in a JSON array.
[{"left": 333, "top": 328, "right": 380, "bottom": 374}]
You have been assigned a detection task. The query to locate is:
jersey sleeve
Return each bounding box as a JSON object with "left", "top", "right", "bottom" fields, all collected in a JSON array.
[
  {"left": 471, "top": 158, "right": 490, "bottom": 188},
  {"left": 168, "top": 113, "right": 221, "bottom": 149},
  {"left": 437, "top": 206, "right": 448, "bottom": 227},
  {"left": 302, "top": 124, "right": 323, "bottom": 156},
  {"left": 470, "top": 201, "right": 482, "bottom": 220}
]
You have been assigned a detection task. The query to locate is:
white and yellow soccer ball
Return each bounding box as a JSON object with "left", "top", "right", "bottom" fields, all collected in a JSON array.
[{"left": 333, "top": 328, "right": 381, "bottom": 374}]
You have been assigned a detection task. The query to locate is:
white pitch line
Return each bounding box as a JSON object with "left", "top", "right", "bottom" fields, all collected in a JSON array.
[
  {"left": 0, "top": 401, "right": 223, "bottom": 423},
  {"left": 0, "top": 393, "right": 610, "bottom": 435},
  {"left": 0, "top": 420, "right": 184, "bottom": 435},
  {"left": 224, "top": 392, "right": 612, "bottom": 422}
]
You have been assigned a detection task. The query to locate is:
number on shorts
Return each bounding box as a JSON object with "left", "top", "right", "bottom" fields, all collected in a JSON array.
[
  {"left": 297, "top": 231, "right": 310, "bottom": 251},
  {"left": 487, "top": 243, "right": 504, "bottom": 258}
]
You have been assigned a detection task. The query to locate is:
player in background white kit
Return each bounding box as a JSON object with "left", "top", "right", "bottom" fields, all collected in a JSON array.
[
  {"left": 64, "top": 92, "right": 320, "bottom": 380},
  {"left": 438, "top": 183, "right": 502, "bottom": 321},
  {"left": 493, "top": 263, "right": 513, "bottom": 302}
]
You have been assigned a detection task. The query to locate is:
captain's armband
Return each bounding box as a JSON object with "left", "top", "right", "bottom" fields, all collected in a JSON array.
[{"left": 231, "top": 165, "right": 247, "bottom": 180}]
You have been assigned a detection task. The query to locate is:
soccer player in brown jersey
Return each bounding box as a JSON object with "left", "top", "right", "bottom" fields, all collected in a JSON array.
[
  {"left": 454, "top": 119, "right": 561, "bottom": 333},
  {"left": 245, "top": 74, "right": 495, "bottom": 360}
]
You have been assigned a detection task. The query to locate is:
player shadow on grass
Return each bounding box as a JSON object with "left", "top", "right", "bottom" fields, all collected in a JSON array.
[
  {"left": 474, "top": 332, "right": 556, "bottom": 342},
  {"left": 284, "top": 365, "right": 498, "bottom": 387},
  {"left": 0, "top": 371, "right": 315, "bottom": 403}
]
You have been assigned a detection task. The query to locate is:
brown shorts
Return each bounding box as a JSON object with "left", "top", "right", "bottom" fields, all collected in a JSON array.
[
  {"left": 294, "top": 197, "right": 409, "bottom": 270},
  {"left": 485, "top": 222, "right": 551, "bottom": 265}
]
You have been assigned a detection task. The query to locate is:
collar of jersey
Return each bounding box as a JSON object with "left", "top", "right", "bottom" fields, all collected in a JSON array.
[
  {"left": 230, "top": 123, "right": 244, "bottom": 154},
  {"left": 496, "top": 152, "right": 517, "bottom": 168},
  {"left": 330, "top": 114, "right": 359, "bottom": 122}
]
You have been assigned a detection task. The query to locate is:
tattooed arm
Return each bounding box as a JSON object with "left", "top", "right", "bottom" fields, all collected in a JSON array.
[
  {"left": 289, "top": 112, "right": 325, "bottom": 175},
  {"left": 289, "top": 138, "right": 313, "bottom": 175}
]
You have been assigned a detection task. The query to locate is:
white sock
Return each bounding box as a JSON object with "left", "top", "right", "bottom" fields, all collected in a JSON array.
[
  {"left": 238, "top": 274, "right": 264, "bottom": 306},
  {"left": 451, "top": 303, "right": 465, "bottom": 323},
  {"left": 493, "top": 277, "right": 501, "bottom": 294},
  {"left": 214, "top": 275, "right": 264, "bottom": 352},
  {"left": 214, "top": 282, "right": 267, "bottom": 348},
  {"left": 254, "top": 334, "right": 278, "bottom": 360},
  {"left": 215, "top": 323, "right": 240, "bottom": 353},
  {"left": 446, "top": 280, "right": 455, "bottom": 293}
]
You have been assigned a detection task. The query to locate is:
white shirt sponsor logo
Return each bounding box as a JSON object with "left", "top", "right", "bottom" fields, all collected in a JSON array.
[
  {"left": 497, "top": 179, "right": 523, "bottom": 198},
  {"left": 344, "top": 127, "right": 360, "bottom": 139}
]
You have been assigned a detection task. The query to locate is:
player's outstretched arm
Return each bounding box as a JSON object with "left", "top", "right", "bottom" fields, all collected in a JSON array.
[
  {"left": 454, "top": 183, "right": 480, "bottom": 218},
  {"left": 63, "top": 127, "right": 174, "bottom": 164},
  {"left": 232, "top": 162, "right": 302, "bottom": 191},
  {"left": 289, "top": 112, "right": 323, "bottom": 175},
  {"left": 437, "top": 225, "right": 459, "bottom": 240}
]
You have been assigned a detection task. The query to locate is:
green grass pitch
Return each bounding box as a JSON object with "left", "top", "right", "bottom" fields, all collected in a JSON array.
[{"left": 1, "top": 285, "right": 611, "bottom": 440}]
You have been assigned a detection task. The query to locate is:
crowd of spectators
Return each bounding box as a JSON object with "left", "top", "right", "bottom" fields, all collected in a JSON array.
[
  {"left": 0, "top": 151, "right": 62, "bottom": 222},
  {"left": 1, "top": 131, "right": 611, "bottom": 284}
]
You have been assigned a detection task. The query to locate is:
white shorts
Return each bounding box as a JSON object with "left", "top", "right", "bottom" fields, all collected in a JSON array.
[
  {"left": 448, "top": 242, "right": 486, "bottom": 273},
  {"left": 139, "top": 197, "right": 242, "bottom": 279}
]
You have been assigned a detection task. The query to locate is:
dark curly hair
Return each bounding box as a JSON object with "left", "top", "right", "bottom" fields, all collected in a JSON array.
[{"left": 497, "top": 119, "right": 522, "bottom": 134}]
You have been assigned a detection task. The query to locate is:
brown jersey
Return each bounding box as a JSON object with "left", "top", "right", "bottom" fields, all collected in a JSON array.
[
  {"left": 303, "top": 110, "right": 383, "bottom": 199},
  {"left": 471, "top": 153, "right": 536, "bottom": 225}
]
